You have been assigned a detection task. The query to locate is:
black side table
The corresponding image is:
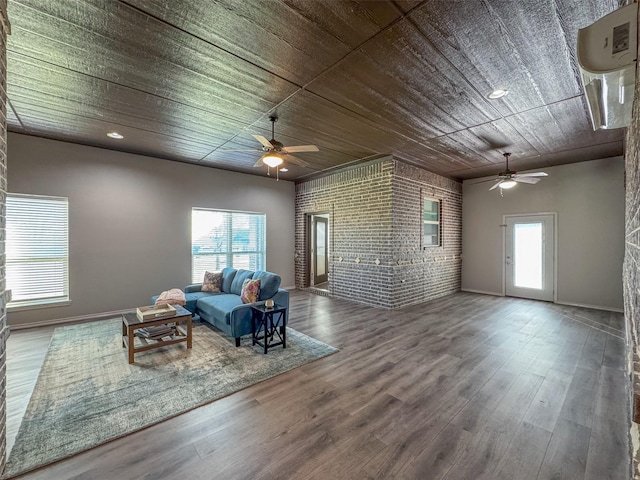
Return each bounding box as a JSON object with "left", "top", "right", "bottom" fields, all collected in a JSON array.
[{"left": 251, "top": 304, "right": 287, "bottom": 354}]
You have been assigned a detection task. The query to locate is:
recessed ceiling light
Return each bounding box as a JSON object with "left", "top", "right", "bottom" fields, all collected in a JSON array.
[
  {"left": 279, "top": 168, "right": 288, "bottom": 172},
  {"left": 487, "top": 88, "right": 508, "bottom": 99},
  {"left": 107, "top": 131, "right": 124, "bottom": 139}
]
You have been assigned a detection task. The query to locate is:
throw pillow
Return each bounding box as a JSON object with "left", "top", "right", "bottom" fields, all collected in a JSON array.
[
  {"left": 241, "top": 278, "right": 261, "bottom": 304},
  {"left": 201, "top": 271, "right": 223, "bottom": 292}
]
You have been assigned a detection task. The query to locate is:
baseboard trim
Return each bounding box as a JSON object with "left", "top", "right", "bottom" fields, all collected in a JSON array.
[
  {"left": 554, "top": 301, "right": 623, "bottom": 313},
  {"left": 9, "top": 308, "right": 133, "bottom": 330},
  {"left": 460, "top": 290, "right": 623, "bottom": 313},
  {"left": 461, "top": 288, "right": 503, "bottom": 297}
]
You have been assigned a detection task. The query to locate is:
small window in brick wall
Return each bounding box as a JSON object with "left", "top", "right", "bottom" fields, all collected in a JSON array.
[{"left": 423, "top": 198, "right": 441, "bottom": 248}]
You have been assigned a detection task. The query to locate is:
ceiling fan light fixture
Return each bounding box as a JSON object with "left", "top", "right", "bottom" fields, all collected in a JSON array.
[
  {"left": 263, "top": 154, "right": 284, "bottom": 168},
  {"left": 487, "top": 88, "right": 508, "bottom": 99},
  {"left": 499, "top": 180, "right": 517, "bottom": 189}
]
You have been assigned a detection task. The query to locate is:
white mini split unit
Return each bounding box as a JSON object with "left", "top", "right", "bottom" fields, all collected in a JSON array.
[{"left": 577, "top": 2, "right": 638, "bottom": 130}]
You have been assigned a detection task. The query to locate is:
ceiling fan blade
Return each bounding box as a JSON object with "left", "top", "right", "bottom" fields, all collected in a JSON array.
[
  {"left": 219, "top": 149, "right": 262, "bottom": 153},
  {"left": 515, "top": 172, "right": 548, "bottom": 177},
  {"left": 469, "top": 175, "right": 497, "bottom": 185},
  {"left": 253, "top": 156, "right": 266, "bottom": 167},
  {"left": 470, "top": 177, "right": 502, "bottom": 185},
  {"left": 514, "top": 176, "right": 541, "bottom": 184},
  {"left": 252, "top": 135, "right": 274, "bottom": 148},
  {"left": 284, "top": 154, "right": 309, "bottom": 168},
  {"left": 488, "top": 180, "right": 503, "bottom": 191},
  {"left": 283, "top": 145, "right": 319, "bottom": 153}
]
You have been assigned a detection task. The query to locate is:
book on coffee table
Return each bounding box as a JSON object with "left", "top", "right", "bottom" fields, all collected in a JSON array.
[{"left": 135, "top": 325, "right": 175, "bottom": 339}]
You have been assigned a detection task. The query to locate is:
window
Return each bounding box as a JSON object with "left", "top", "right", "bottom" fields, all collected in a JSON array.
[
  {"left": 423, "top": 198, "right": 441, "bottom": 247},
  {"left": 6, "top": 194, "right": 69, "bottom": 308},
  {"left": 191, "top": 208, "right": 266, "bottom": 283}
]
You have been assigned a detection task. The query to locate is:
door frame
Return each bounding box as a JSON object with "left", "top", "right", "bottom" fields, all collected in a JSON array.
[
  {"left": 501, "top": 212, "right": 558, "bottom": 302},
  {"left": 306, "top": 212, "right": 330, "bottom": 288},
  {"left": 313, "top": 215, "right": 329, "bottom": 285}
]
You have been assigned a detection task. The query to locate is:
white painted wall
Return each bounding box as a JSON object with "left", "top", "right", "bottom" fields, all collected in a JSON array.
[
  {"left": 7, "top": 133, "right": 295, "bottom": 327},
  {"left": 462, "top": 157, "right": 624, "bottom": 311}
]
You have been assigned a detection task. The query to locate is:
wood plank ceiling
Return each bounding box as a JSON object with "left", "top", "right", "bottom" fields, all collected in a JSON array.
[{"left": 5, "top": 0, "right": 626, "bottom": 181}]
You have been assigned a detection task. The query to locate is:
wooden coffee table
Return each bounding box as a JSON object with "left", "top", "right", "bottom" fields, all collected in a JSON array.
[{"left": 122, "top": 304, "right": 192, "bottom": 364}]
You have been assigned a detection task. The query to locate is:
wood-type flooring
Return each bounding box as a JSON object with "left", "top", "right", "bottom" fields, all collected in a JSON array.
[{"left": 5, "top": 291, "right": 631, "bottom": 479}]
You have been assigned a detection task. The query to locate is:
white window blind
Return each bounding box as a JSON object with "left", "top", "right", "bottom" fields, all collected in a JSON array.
[
  {"left": 191, "top": 208, "right": 266, "bottom": 283},
  {"left": 6, "top": 194, "right": 69, "bottom": 308}
]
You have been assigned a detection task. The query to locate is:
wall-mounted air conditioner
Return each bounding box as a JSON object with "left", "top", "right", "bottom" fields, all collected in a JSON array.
[{"left": 577, "top": 2, "right": 638, "bottom": 130}]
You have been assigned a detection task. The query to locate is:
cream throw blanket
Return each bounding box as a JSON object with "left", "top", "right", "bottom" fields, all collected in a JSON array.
[{"left": 154, "top": 288, "right": 186, "bottom": 306}]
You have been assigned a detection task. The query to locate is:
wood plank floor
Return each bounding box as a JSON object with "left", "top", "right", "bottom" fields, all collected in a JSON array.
[{"left": 5, "top": 291, "right": 631, "bottom": 479}]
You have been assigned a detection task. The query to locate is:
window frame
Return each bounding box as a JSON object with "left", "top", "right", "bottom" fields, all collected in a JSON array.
[
  {"left": 6, "top": 193, "right": 70, "bottom": 311},
  {"left": 422, "top": 197, "right": 442, "bottom": 248},
  {"left": 191, "top": 208, "right": 266, "bottom": 283}
]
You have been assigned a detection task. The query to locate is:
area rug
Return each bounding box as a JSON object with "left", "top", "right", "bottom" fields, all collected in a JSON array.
[{"left": 4, "top": 318, "right": 337, "bottom": 478}]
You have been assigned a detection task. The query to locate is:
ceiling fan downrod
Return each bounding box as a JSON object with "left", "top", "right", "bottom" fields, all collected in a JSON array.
[{"left": 269, "top": 115, "right": 277, "bottom": 143}]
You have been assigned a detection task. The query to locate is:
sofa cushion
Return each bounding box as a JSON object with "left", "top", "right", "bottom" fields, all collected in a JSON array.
[
  {"left": 221, "top": 267, "right": 237, "bottom": 293},
  {"left": 241, "top": 278, "right": 260, "bottom": 303},
  {"left": 252, "top": 271, "right": 281, "bottom": 300},
  {"left": 230, "top": 269, "right": 254, "bottom": 295},
  {"left": 197, "top": 294, "right": 244, "bottom": 325},
  {"left": 202, "top": 271, "right": 222, "bottom": 292},
  {"left": 184, "top": 291, "right": 214, "bottom": 314}
]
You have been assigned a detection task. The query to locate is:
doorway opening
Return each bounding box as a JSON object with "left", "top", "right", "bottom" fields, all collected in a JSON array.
[
  {"left": 504, "top": 213, "right": 556, "bottom": 302},
  {"left": 307, "top": 213, "right": 330, "bottom": 292}
]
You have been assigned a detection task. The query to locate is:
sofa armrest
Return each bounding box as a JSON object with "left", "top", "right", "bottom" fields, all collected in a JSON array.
[
  {"left": 184, "top": 284, "right": 202, "bottom": 293},
  {"left": 229, "top": 289, "right": 289, "bottom": 312},
  {"left": 272, "top": 289, "right": 289, "bottom": 310},
  {"left": 230, "top": 300, "right": 265, "bottom": 314}
]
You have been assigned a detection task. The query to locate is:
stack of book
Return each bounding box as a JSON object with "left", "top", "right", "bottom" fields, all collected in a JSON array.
[{"left": 135, "top": 325, "right": 174, "bottom": 340}]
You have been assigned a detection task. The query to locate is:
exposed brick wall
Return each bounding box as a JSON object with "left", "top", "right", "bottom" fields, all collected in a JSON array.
[
  {"left": 0, "top": 1, "right": 8, "bottom": 472},
  {"left": 295, "top": 158, "right": 395, "bottom": 307},
  {"left": 626, "top": 46, "right": 640, "bottom": 476},
  {"left": 392, "top": 161, "right": 462, "bottom": 308},
  {"left": 294, "top": 157, "right": 462, "bottom": 309}
]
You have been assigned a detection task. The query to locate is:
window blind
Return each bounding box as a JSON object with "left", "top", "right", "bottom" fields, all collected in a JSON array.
[
  {"left": 191, "top": 208, "right": 266, "bottom": 283},
  {"left": 6, "top": 194, "right": 69, "bottom": 307}
]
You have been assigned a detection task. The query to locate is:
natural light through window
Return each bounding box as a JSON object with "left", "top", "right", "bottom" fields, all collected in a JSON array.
[
  {"left": 191, "top": 208, "right": 266, "bottom": 283},
  {"left": 6, "top": 194, "right": 69, "bottom": 308},
  {"left": 514, "top": 223, "right": 543, "bottom": 289}
]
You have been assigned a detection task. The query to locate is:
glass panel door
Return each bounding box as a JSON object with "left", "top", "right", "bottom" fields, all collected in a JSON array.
[
  {"left": 505, "top": 214, "right": 554, "bottom": 301},
  {"left": 312, "top": 215, "right": 329, "bottom": 285},
  {"left": 513, "top": 223, "right": 543, "bottom": 289},
  {"left": 315, "top": 219, "right": 326, "bottom": 278}
]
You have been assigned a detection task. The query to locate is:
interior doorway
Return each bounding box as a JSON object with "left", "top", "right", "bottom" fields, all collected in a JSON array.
[
  {"left": 308, "top": 213, "right": 330, "bottom": 290},
  {"left": 504, "top": 214, "right": 555, "bottom": 302}
]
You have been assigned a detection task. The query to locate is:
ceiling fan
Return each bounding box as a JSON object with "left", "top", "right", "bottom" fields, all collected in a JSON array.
[
  {"left": 489, "top": 153, "right": 548, "bottom": 191},
  {"left": 223, "top": 115, "right": 319, "bottom": 175}
]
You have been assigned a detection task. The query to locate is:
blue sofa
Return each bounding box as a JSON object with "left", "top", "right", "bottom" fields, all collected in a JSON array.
[{"left": 153, "top": 268, "right": 289, "bottom": 347}]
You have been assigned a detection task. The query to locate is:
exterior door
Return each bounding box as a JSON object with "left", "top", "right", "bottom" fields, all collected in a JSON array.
[
  {"left": 505, "top": 214, "right": 554, "bottom": 301},
  {"left": 312, "top": 216, "right": 328, "bottom": 285}
]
